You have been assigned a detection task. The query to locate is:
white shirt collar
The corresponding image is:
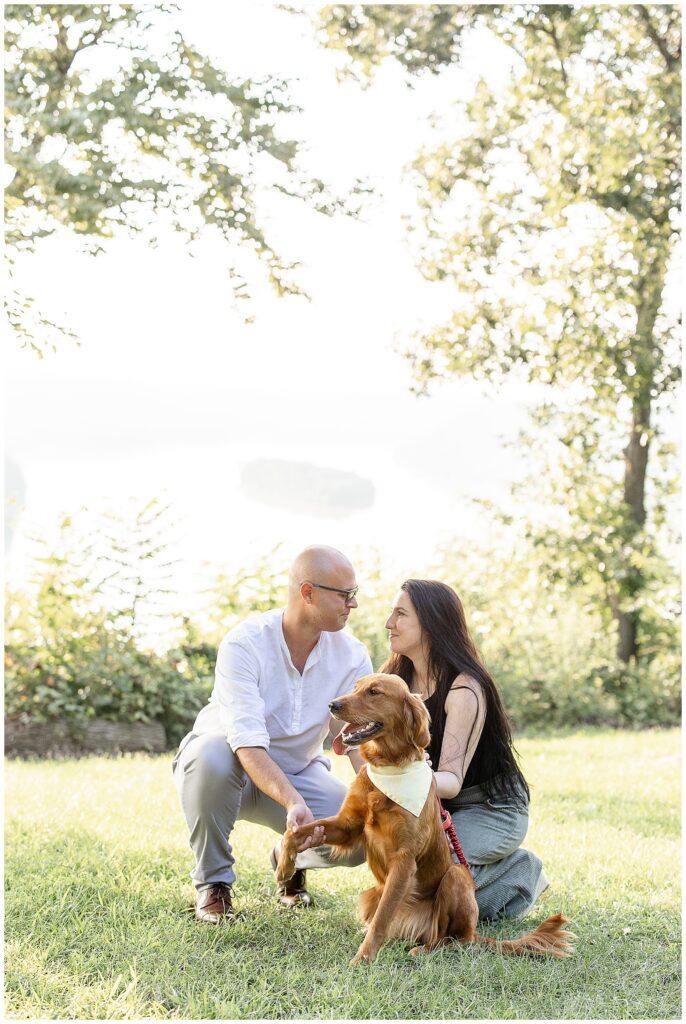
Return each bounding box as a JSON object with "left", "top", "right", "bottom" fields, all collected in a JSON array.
[{"left": 278, "top": 611, "right": 323, "bottom": 674}]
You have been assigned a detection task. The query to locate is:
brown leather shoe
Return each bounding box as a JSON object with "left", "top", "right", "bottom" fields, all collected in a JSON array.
[
  {"left": 270, "top": 845, "right": 313, "bottom": 908},
  {"left": 195, "top": 883, "right": 235, "bottom": 924}
]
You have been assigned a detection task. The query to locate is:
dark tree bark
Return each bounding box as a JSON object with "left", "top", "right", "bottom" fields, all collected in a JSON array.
[{"left": 610, "top": 251, "right": 665, "bottom": 662}]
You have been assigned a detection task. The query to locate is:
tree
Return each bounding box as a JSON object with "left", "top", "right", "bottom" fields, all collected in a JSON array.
[
  {"left": 5, "top": 4, "right": 361, "bottom": 352},
  {"left": 316, "top": 4, "right": 681, "bottom": 661}
]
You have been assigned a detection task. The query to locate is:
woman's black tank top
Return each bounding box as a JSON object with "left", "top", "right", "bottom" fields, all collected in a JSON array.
[{"left": 423, "top": 687, "right": 487, "bottom": 790}]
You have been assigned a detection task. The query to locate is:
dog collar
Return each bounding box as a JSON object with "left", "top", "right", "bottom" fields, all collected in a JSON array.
[{"left": 365, "top": 759, "right": 433, "bottom": 817}]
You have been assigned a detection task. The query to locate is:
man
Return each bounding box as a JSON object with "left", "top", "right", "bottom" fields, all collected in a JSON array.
[{"left": 173, "top": 545, "right": 373, "bottom": 923}]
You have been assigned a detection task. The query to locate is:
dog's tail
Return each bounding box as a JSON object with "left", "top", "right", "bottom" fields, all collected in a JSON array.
[{"left": 473, "top": 913, "right": 575, "bottom": 958}]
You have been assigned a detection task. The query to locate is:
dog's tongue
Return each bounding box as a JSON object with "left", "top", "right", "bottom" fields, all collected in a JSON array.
[{"left": 332, "top": 733, "right": 347, "bottom": 756}]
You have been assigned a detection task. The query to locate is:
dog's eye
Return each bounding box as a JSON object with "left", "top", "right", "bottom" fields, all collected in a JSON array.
[{"left": 367, "top": 688, "right": 380, "bottom": 696}]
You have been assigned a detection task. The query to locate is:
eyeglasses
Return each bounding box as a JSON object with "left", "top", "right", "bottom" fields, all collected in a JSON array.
[{"left": 310, "top": 583, "right": 359, "bottom": 603}]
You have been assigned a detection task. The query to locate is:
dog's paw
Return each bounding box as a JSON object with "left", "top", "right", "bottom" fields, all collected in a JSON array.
[
  {"left": 275, "top": 840, "right": 297, "bottom": 882},
  {"left": 349, "top": 943, "right": 376, "bottom": 966},
  {"left": 275, "top": 855, "right": 296, "bottom": 883},
  {"left": 408, "top": 943, "right": 428, "bottom": 957}
]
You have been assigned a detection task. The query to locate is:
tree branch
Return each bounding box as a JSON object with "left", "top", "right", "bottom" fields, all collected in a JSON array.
[
  {"left": 545, "top": 15, "right": 569, "bottom": 89},
  {"left": 635, "top": 5, "right": 679, "bottom": 71}
]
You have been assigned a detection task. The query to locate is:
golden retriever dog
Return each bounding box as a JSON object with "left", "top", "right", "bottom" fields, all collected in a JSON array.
[{"left": 276, "top": 672, "right": 574, "bottom": 966}]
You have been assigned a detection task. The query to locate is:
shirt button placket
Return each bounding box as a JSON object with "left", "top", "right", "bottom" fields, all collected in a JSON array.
[{"left": 292, "top": 671, "right": 302, "bottom": 731}]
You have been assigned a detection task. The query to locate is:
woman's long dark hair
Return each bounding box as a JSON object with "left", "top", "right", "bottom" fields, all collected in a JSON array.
[{"left": 381, "top": 579, "right": 529, "bottom": 805}]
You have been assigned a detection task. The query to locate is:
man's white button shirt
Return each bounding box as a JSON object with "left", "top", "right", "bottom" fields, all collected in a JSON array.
[{"left": 192, "top": 608, "right": 373, "bottom": 774}]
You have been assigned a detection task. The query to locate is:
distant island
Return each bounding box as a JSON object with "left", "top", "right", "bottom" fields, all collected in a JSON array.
[{"left": 240, "top": 459, "right": 375, "bottom": 518}]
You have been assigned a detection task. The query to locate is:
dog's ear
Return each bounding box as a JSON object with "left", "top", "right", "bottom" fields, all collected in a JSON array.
[{"left": 404, "top": 693, "right": 431, "bottom": 750}]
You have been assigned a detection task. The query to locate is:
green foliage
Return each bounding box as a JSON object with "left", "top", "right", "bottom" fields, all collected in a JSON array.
[
  {"left": 433, "top": 525, "right": 680, "bottom": 729},
  {"left": 4, "top": 4, "right": 365, "bottom": 351},
  {"left": 315, "top": 3, "right": 681, "bottom": 662},
  {"left": 5, "top": 513, "right": 680, "bottom": 743},
  {"left": 579, "top": 656, "right": 681, "bottom": 728},
  {"left": 5, "top": 258, "right": 80, "bottom": 356},
  {"left": 502, "top": 402, "right": 682, "bottom": 671},
  {"left": 3, "top": 508, "right": 206, "bottom": 746},
  {"left": 4, "top": 504, "right": 196, "bottom": 746},
  {"left": 316, "top": 5, "right": 475, "bottom": 79},
  {"left": 339, "top": 533, "right": 681, "bottom": 730},
  {"left": 97, "top": 498, "right": 182, "bottom": 642},
  {"left": 5, "top": 523, "right": 290, "bottom": 746},
  {"left": 4, "top": 613, "right": 202, "bottom": 747},
  {"left": 203, "top": 545, "right": 289, "bottom": 644}
]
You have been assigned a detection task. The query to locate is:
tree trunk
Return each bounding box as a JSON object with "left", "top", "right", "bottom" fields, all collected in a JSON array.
[
  {"left": 615, "top": 609, "right": 638, "bottom": 664},
  {"left": 623, "top": 397, "right": 651, "bottom": 528},
  {"left": 612, "top": 396, "right": 651, "bottom": 662},
  {"left": 610, "top": 246, "right": 663, "bottom": 662}
]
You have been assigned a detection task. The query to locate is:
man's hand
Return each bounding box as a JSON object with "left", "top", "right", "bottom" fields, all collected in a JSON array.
[
  {"left": 286, "top": 801, "right": 313, "bottom": 832},
  {"left": 287, "top": 802, "right": 326, "bottom": 851}
]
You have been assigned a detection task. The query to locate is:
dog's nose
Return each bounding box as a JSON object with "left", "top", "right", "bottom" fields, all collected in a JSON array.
[{"left": 329, "top": 700, "right": 343, "bottom": 712}]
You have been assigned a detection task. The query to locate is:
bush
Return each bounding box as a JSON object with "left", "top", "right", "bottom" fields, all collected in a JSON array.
[
  {"left": 4, "top": 626, "right": 215, "bottom": 748},
  {"left": 347, "top": 538, "right": 681, "bottom": 732},
  {"left": 3, "top": 506, "right": 216, "bottom": 749},
  {"left": 3, "top": 515, "right": 285, "bottom": 750},
  {"left": 5, "top": 514, "right": 680, "bottom": 745},
  {"left": 585, "top": 655, "right": 682, "bottom": 727}
]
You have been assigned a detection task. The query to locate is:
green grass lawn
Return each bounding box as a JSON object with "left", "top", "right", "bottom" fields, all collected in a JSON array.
[{"left": 4, "top": 729, "right": 681, "bottom": 1020}]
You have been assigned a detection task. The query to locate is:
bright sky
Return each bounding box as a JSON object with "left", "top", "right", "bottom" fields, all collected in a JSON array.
[{"left": 1, "top": 4, "right": 611, "bottom": 627}]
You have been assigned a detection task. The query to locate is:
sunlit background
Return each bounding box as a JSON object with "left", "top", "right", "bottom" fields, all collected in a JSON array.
[
  {"left": 4, "top": 4, "right": 680, "bottom": 664},
  {"left": 5, "top": 6, "right": 542, "bottom": 632}
]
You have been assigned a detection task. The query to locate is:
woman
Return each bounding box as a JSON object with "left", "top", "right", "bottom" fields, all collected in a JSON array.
[{"left": 382, "top": 578, "right": 548, "bottom": 921}]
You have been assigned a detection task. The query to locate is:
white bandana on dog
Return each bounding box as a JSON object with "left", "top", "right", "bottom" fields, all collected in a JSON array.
[{"left": 365, "top": 759, "right": 433, "bottom": 817}]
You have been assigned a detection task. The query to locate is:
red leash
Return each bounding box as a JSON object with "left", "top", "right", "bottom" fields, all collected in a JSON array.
[{"left": 438, "top": 797, "right": 471, "bottom": 874}]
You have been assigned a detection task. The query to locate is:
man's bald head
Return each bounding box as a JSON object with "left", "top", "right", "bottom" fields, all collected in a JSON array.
[
  {"left": 285, "top": 545, "right": 358, "bottom": 632},
  {"left": 288, "top": 545, "right": 354, "bottom": 594}
]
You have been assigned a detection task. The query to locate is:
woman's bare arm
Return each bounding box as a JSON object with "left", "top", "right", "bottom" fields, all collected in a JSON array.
[{"left": 433, "top": 679, "right": 486, "bottom": 800}]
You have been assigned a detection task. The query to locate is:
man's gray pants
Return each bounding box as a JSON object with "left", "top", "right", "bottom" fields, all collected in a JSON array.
[{"left": 172, "top": 731, "right": 365, "bottom": 891}]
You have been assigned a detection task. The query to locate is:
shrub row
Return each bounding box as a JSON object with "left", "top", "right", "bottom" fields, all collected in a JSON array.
[
  {"left": 5, "top": 626, "right": 680, "bottom": 752},
  {"left": 4, "top": 634, "right": 215, "bottom": 749},
  {"left": 5, "top": 515, "right": 680, "bottom": 748}
]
